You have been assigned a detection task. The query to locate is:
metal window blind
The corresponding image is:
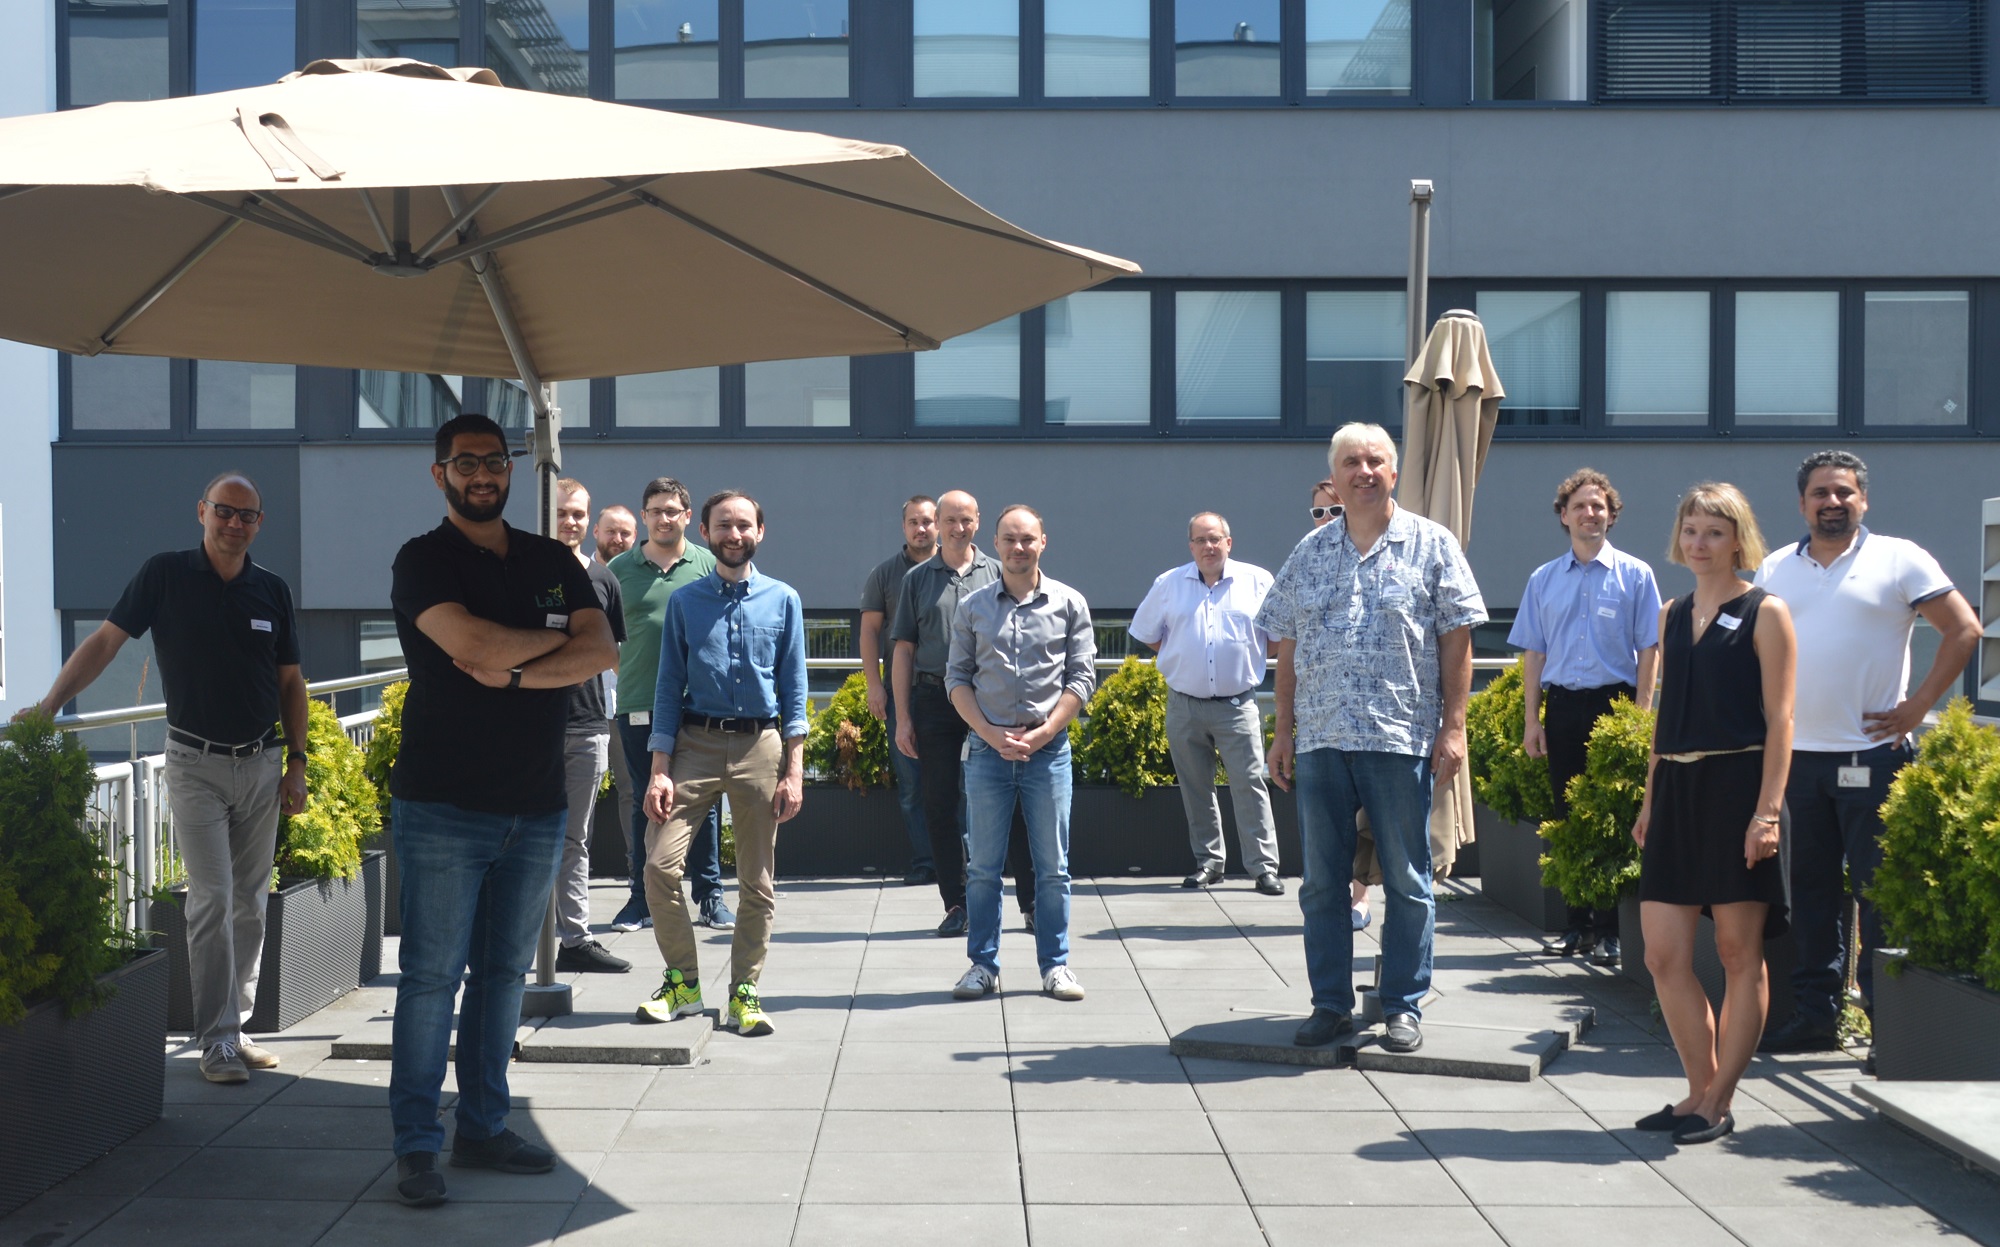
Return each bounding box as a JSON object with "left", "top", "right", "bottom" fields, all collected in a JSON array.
[{"left": 1594, "top": 0, "right": 1984, "bottom": 102}]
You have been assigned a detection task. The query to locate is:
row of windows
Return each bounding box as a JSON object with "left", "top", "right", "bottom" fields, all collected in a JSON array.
[
  {"left": 59, "top": 279, "right": 1994, "bottom": 441},
  {"left": 59, "top": 0, "right": 1987, "bottom": 110}
]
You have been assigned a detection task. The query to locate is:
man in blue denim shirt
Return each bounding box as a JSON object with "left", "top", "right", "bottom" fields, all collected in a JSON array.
[
  {"left": 636, "top": 490, "right": 809, "bottom": 1038},
  {"left": 1259, "top": 423, "right": 1486, "bottom": 1056}
]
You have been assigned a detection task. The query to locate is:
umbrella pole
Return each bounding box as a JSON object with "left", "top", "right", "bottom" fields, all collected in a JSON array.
[{"left": 1405, "top": 179, "right": 1433, "bottom": 372}]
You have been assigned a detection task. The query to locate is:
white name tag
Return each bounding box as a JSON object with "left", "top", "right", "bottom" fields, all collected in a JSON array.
[
  {"left": 546, "top": 613, "right": 569, "bottom": 630},
  {"left": 249, "top": 619, "right": 273, "bottom": 632},
  {"left": 1716, "top": 614, "right": 1742, "bottom": 631},
  {"left": 629, "top": 711, "right": 650, "bottom": 726},
  {"left": 1838, "top": 766, "right": 1871, "bottom": 788},
  {"left": 1596, "top": 606, "right": 1617, "bottom": 619}
]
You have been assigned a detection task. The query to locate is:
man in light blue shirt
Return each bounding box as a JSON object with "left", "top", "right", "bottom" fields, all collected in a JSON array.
[
  {"left": 1130, "top": 511, "right": 1283, "bottom": 895},
  {"left": 1259, "top": 424, "right": 1486, "bottom": 1055},
  {"left": 635, "top": 491, "right": 809, "bottom": 1038},
  {"left": 1509, "top": 468, "right": 1661, "bottom": 966}
]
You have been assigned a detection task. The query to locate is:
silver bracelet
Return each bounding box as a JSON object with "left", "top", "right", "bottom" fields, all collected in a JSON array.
[{"left": 1751, "top": 814, "right": 1780, "bottom": 826}]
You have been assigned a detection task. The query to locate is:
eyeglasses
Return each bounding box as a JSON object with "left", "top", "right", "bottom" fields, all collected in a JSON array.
[
  {"left": 1310, "top": 505, "right": 1343, "bottom": 521},
  {"left": 643, "top": 506, "right": 688, "bottom": 522},
  {"left": 203, "top": 500, "right": 263, "bottom": 525},
  {"left": 438, "top": 452, "right": 516, "bottom": 476}
]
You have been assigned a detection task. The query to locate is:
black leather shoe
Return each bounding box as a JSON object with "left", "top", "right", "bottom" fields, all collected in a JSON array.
[
  {"left": 1255, "top": 872, "right": 1285, "bottom": 896},
  {"left": 936, "top": 906, "right": 967, "bottom": 937},
  {"left": 1183, "top": 865, "right": 1225, "bottom": 889},
  {"left": 1381, "top": 1013, "right": 1423, "bottom": 1053},
  {"left": 1757, "top": 1015, "right": 1840, "bottom": 1054},
  {"left": 1635, "top": 1104, "right": 1697, "bottom": 1132},
  {"left": 1294, "top": 1009, "right": 1355, "bottom": 1047},
  {"left": 1672, "top": 1111, "right": 1735, "bottom": 1144},
  {"left": 904, "top": 864, "right": 937, "bottom": 887},
  {"left": 396, "top": 1152, "right": 447, "bottom": 1207},
  {"left": 1590, "top": 936, "right": 1622, "bottom": 967},
  {"left": 1539, "top": 928, "right": 1595, "bottom": 957},
  {"left": 449, "top": 1128, "right": 555, "bottom": 1174}
]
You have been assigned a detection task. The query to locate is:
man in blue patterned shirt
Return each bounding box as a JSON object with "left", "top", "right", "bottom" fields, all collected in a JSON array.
[{"left": 1258, "top": 423, "right": 1487, "bottom": 1055}]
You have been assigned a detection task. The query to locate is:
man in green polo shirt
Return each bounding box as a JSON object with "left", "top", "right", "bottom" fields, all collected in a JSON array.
[{"left": 607, "top": 476, "right": 730, "bottom": 933}]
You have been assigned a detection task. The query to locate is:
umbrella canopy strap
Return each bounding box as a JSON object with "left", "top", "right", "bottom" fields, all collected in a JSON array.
[
  {"left": 94, "top": 217, "right": 242, "bottom": 351},
  {"left": 235, "top": 107, "right": 343, "bottom": 183}
]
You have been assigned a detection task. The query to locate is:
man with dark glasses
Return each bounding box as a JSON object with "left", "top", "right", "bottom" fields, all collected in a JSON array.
[{"left": 20, "top": 471, "right": 307, "bottom": 1087}]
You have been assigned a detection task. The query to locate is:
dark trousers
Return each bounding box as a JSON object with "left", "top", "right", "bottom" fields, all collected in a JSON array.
[
  {"left": 617, "top": 715, "right": 722, "bottom": 908},
  {"left": 1545, "top": 682, "right": 1636, "bottom": 937},
  {"left": 912, "top": 679, "right": 1032, "bottom": 914},
  {"left": 1785, "top": 742, "right": 1906, "bottom": 1024}
]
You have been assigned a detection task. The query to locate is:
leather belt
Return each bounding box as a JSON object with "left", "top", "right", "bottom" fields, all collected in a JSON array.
[
  {"left": 682, "top": 714, "right": 778, "bottom": 734},
  {"left": 167, "top": 727, "right": 280, "bottom": 758},
  {"left": 1175, "top": 688, "right": 1256, "bottom": 704},
  {"left": 915, "top": 672, "right": 947, "bottom": 687}
]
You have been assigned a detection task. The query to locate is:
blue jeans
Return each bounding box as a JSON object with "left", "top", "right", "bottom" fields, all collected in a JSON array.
[
  {"left": 1295, "top": 749, "right": 1436, "bottom": 1019},
  {"left": 883, "top": 700, "right": 932, "bottom": 871},
  {"left": 389, "top": 798, "right": 565, "bottom": 1157},
  {"left": 963, "top": 735, "right": 1071, "bottom": 976},
  {"left": 618, "top": 715, "right": 722, "bottom": 907}
]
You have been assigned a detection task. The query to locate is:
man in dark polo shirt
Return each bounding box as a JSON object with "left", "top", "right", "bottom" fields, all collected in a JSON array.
[
  {"left": 859, "top": 494, "right": 937, "bottom": 887},
  {"left": 385, "top": 413, "right": 616, "bottom": 1208},
  {"left": 21, "top": 471, "right": 306, "bottom": 1087}
]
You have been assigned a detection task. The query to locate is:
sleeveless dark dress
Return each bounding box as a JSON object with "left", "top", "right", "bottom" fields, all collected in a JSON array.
[{"left": 1639, "top": 588, "right": 1789, "bottom": 935}]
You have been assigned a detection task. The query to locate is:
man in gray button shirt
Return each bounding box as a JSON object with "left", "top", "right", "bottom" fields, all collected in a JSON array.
[
  {"left": 859, "top": 495, "right": 938, "bottom": 887},
  {"left": 946, "top": 504, "right": 1096, "bottom": 1003}
]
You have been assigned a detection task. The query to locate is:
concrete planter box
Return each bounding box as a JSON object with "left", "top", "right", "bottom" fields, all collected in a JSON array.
[
  {"left": 0, "top": 949, "right": 168, "bottom": 1217},
  {"left": 157, "top": 850, "right": 384, "bottom": 1034},
  {"left": 1872, "top": 951, "right": 2000, "bottom": 1081},
  {"left": 1474, "top": 804, "right": 1566, "bottom": 931},
  {"left": 777, "top": 784, "right": 916, "bottom": 877},
  {"left": 1618, "top": 892, "right": 1796, "bottom": 1030}
]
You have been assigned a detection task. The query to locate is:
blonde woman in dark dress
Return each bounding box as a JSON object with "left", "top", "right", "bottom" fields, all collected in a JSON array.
[{"left": 1631, "top": 483, "right": 1795, "bottom": 1145}]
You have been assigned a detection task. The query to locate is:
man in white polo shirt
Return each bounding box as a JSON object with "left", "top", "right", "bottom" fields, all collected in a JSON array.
[
  {"left": 1755, "top": 450, "right": 1979, "bottom": 1054},
  {"left": 1131, "top": 511, "right": 1283, "bottom": 895}
]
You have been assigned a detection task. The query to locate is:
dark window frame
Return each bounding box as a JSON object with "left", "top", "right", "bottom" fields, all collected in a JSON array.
[
  {"left": 60, "top": 354, "right": 309, "bottom": 442},
  {"left": 606, "top": 0, "right": 860, "bottom": 108}
]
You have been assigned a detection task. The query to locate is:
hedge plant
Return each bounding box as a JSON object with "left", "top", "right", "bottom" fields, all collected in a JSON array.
[
  {"left": 0, "top": 711, "right": 127, "bottom": 1021},
  {"left": 273, "top": 698, "right": 379, "bottom": 883},
  {"left": 1873, "top": 699, "right": 2000, "bottom": 987},
  {"left": 361, "top": 679, "right": 407, "bottom": 817},
  {"left": 1538, "top": 697, "right": 1651, "bottom": 910},
  {"left": 1069, "top": 657, "right": 1176, "bottom": 798},
  {"left": 1465, "top": 661, "right": 1552, "bottom": 825},
  {"left": 804, "top": 672, "right": 892, "bottom": 791}
]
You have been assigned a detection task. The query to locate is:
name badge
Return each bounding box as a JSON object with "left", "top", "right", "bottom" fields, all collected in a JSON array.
[
  {"left": 629, "top": 711, "right": 650, "bottom": 726},
  {"left": 1596, "top": 606, "right": 1617, "bottom": 619},
  {"left": 249, "top": 619, "right": 273, "bottom": 633},
  {"left": 546, "top": 613, "right": 569, "bottom": 630},
  {"left": 1838, "top": 766, "right": 1871, "bottom": 788},
  {"left": 1715, "top": 614, "right": 1742, "bottom": 631},
  {"left": 1380, "top": 582, "right": 1411, "bottom": 605}
]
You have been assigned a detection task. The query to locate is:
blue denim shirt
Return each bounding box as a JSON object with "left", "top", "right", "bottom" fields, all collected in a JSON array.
[
  {"left": 648, "top": 567, "right": 810, "bottom": 754},
  {"left": 1507, "top": 541, "right": 1662, "bottom": 691}
]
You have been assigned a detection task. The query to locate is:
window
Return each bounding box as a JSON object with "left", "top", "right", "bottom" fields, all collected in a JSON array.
[
  {"left": 1045, "top": 292, "right": 1151, "bottom": 426},
  {"left": 358, "top": 371, "right": 471, "bottom": 429},
  {"left": 913, "top": 0, "right": 1019, "bottom": 97},
  {"left": 64, "top": 0, "right": 170, "bottom": 107},
  {"left": 1045, "top": 0, "right": 1150, "bottom": 96},
  {"left": 617, "top": 367, "right": 722, "bottom": 427},
  {"left": 1309, "top": 0, "right": 1412, "bottom": 95},
  {"left": 745, "top": 357, "right": 851, "bottom": 427},
  {"left": 358, "top": 0, "right": 460, "bottom": 66},
  {"left": 1176, "top": 0, "right": 1282, "bottom": 96},
  {"left": 745, "top": 0, "right": 850, "bottom": 98},
  {"left": 69, "top": 354, "right": 171, "bottom": 432},
  {"left": 1176, "top": 290, "right": 1280, "bottom": 421},
  {"left": 358, "top": 615, "right": 404, "bottom": 712},
  {"left": 66, "top": 617, "right": 165, "bottom": 758},
  {"left": 1605, "top": 290, "right": 1708, "bottom": 427},
  {"left": 1478, "top": 291, "right": 1581, "bottom": 426},
  {"left": 487, "top": 0, "right": 590, "bottom": 95},
  {"left": 1864, "top": 291, "right": 1969, "bottom": 427},
  {"left": 193, "top": 0, "right": 297, "bottom": 94},
  {"left": 194, "top": 360, "right": 297, "bottom": 431},
  {"left": 915, "top": 316, "right": 1020, "bottom": 426},
  {"left": 616, "top": 0, "right": 720, "bottom": 98},
  {"left": 1475, "top": 0, "right": 1586, "bottom": 100},
  {"left": 1306, "top": 290, "right": 1405, "bottom": 427},
  {"left": 1735, "top": 291, "right": 1839, "bottom": 426}
]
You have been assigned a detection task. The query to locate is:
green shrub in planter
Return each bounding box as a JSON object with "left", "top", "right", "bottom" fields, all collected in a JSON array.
[
  {"left": 275, "top": 699, "right": 380, "bottom": 883},
  {"left": 804, "top": 673, "right": 891, "bottom": 791},
  {"left": 1069, "top": 657, "right": 1175, "bottom": 798},
  {"left": 1873, "top": 698, "right": 2000, "bottom": 986},
  {"left": 361, "top": 679, "right": 407, "bottom": 817},
  {"left": 1465, "top": 661, "right": 1552, "bottom": 825},
  {"left": 1538, "top": 697, "right": 1650, "bottom": 910},
  {"left": 0, "top": 713, "right": 127, "bottom": 1022}
]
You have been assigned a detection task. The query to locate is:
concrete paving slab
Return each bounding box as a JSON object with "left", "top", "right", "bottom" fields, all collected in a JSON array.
[
  {"left": 792, "top": 1204, "right": 1027, "bottom": 1247},
  {"left": 1480, "top": 1205, "right": 1740, "bottom": 1247},
  {"left": 319, "top": 1199, "right": 570, "bottom": 1247},
  {"left": 1205, "top": 1109, "right": 1422, "bottom": 1155},
  {"left": 124, "top": 1104, "right": 256, "bottom": 1148},
  {"left": 636, "top": 1071, "right": 831, "bottom": 1110},
  {"left": 1021, "top": 1151, "right": 1244, "bottom": 1204},
  {"left": 1013, "top": 1109, "right": 1221, "bottom": 1153},
  {"left": 1856, "top": 1081, "right": 2000, "bottom": 1179},
  {"left": 517, "top": 1011, "right": 709, "bottom": 1065},
  {"left": 1230, "top": 1152, "right": 1470, "bottom": 1205},
  {"left": 1401, "top": 1111, "right": 1635, "bottom": 1157},
  {"left": 583, "top": 1150, "right": 808, "bottom": 1203},
  {"left": 159, "top": 1146, "right": 390, "bottom": 1201},
  {"left": 613, "top": 1107, "right": 819, "bottom": 1152},
  {"left": 0, "top": 1193, "right": 122, "bottom": 1247},
  {"left": 41, "top": 1147, "right": 193, "bottom": 1200},
  {"left": 76, "top": 1198, "right": 348, "bottom": 1247},
  {"left": 1706, "top": 1204, "right": 1985, "bottom": 1247},
  {"left": 813, "top": 1109, "right": 1017, "bottom": 1153},
  {"left": 1645, "top": 1146, "right": 1912, "bottom": 1207},
  {"left": 356, "top": 1151, "right": 600, "bottom": 1204},
  {"left": 502, "top": 1069, "right": 657, "bottom": 1109},
  {"left": 802, "top": 1150, "right": 1020, "bottom": 1203},
  {"left": 824, "top": 1071, "right": 1017, "bottom": 1111},
  {"left": 558, "top": 1202, "right": 796, "bottom": 1247},
  {"left": 1442, "top": 1153, "right": 1692, "bottom": 1206},
  {"left": 1181, "top": 1060, "right": 1393, "bottom": 1112},
  {"left": 1353, "top": 1024, "right": 1569, "bottom": 1082},
  {"left": 326, "top": 1015, "right": 537, "bottom": 1061},
  {"left": 1259, "top": 1205, "right": 1506, "bottom": 1247},
  {"left": 1025, "top": 1204, "right": 1267, "bottom": 1247}
]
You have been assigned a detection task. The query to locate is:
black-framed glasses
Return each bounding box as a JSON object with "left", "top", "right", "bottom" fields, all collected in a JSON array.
[
  {"left": 202, "top": 499, "right": 263, "bottom": 525},
  {"left": 438, "top": 452, "right": 517, "bottom": 476},
  {"left": 643, "top": 506, "right": 688, "bottom": 521},
  {"left": 1310, "top": 505, "right": 1343, "bottom": 521}
]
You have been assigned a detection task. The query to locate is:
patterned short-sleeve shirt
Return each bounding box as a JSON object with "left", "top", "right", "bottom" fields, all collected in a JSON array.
[{"left": 1256, "top": 506, "right": 1488, "bottom": 757}]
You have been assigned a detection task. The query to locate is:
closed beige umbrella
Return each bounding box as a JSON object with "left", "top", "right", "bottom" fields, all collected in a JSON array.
[{"left": 1400, "top": 309, "right": 1503, "bottom": 876}]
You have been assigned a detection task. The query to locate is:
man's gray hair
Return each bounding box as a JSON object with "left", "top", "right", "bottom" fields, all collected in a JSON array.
[
  {"left": 1327, "top": 423, "right": 1397, "bottom": 474},
  {"left": 1188, "top": 511, "right": 1231, "bottom": 539}
]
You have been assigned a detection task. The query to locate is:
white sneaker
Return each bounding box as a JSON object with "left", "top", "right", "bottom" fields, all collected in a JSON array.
[
  {"left": 952, "top": 964, "right": 1000, "bottom": 999},
  {"left": 237, "top": 1041, "right": 280, "bottom": 1070},
  {"left": 200, "top": 1041, "right": 249, "bottom": 1084},
  {"left": 1042, "top": 966, "right": 1085, "bottom": 1001}
]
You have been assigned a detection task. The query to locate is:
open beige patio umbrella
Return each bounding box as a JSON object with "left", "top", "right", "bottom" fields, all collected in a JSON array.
[{"left": 1400, "top": 309, "right": 1503, "bottom": 876}]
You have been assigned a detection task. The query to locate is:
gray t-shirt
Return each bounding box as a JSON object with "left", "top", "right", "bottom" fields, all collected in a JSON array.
[
  {"left": 860, "top": 547, "right": 922, "bottom": 662},
  {"left": 890, "top": 548, "right": 1000, "bottom": 677}
]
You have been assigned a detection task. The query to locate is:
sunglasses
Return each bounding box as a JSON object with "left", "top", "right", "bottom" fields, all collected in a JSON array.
[{"left": 1310, "top": 505, "right": 1343, "bottom": 521}]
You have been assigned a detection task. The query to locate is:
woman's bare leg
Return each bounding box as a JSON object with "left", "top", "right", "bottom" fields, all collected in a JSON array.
[
  {"left": 1642, "top": 900, "right": 1714, "bottom": 1113},
  {"left": 1694, "top": 901, "right": 1770, "bottom": 1123}
]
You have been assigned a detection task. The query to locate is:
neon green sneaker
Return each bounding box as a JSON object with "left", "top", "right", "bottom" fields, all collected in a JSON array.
[
  {"left": 726, "top": 982, "right": 774, "bottom": 1037},
  {"left": 634, "top": 968, "right": 703, "bottom": 1023}
]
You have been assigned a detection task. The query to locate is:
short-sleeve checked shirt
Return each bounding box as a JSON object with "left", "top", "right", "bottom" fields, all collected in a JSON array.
[{"left": 1256, "top": 506, "right": 1487, "bottom": 757}]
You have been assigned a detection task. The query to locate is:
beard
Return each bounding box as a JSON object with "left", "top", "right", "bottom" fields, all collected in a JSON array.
[
  {"left": 715, "top": 536, "right": 757, "bottom": 569},
  {"left": 1812, "top": 509, "right": 1856, "bottom": 540},
  {"left": 445, "top": 476, "right": 508, "bottom": 523}
]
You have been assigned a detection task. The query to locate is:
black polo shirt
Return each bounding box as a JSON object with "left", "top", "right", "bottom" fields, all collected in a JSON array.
[
  {"left": 567, "top": 557, "right": 625, "bottom": 733},
  {"left": 105, "top": 547, "right": 299, "bottom": 744},
  {"left": 389, "top": 520, "right": 598, "bottom": 816}
]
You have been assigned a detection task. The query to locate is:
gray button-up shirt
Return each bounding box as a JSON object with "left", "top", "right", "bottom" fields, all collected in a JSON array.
[
  {"left": 890, "top": 548, "right": 1000, "bottom": 676},
  {"left": 946, "top": 572, "right": 1097, "bottom": 728}
]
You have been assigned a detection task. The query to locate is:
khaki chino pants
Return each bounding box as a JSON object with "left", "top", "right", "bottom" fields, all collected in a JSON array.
[{"left": 645, "top": 724, "right": 780, "bottom": 989}]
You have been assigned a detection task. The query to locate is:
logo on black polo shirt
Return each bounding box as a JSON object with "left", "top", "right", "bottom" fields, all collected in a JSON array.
[{"left": 536, "top": 585, "right": 567, "bottom": 608}]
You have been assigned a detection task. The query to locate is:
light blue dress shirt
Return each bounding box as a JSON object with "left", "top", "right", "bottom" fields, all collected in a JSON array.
[
  {"left": 1128, "top": 559, "right": 1275, "bottom": 698},
  {"left": 1507, "top": 542, "right": 1662, "bottom": 690},
  {"left": 648, "top": 568, "right": 810, "bottom": 754}
]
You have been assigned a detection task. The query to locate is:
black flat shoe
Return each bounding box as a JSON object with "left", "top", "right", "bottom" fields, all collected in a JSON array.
[
  {"left": 1672, "top": 1112, "right": 1735, "bottom": 1144},
  {"left": 1635, "top": 1104, "right": 1697, "bottom": 1132},
  {"left": 1539, "top": 928, "right": 1594, "bottom": 957}
]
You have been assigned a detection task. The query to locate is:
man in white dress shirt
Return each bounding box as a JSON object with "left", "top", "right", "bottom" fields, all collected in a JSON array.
[{"left": 1130, "top": 512, "right": 1283, "bottom": 895}]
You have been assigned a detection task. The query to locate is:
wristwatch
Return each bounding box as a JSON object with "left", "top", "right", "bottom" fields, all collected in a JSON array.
[
  {"left": 286, "top": 749, "right": 308, "bottom": 766},
  {"left": 508, "top": 667, "right": 524, "bottom": 689}
]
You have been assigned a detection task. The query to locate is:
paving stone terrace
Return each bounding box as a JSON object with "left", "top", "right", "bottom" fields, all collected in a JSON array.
[{"left": 6, "top": 876, "right": 1998, "bottom": 1247}]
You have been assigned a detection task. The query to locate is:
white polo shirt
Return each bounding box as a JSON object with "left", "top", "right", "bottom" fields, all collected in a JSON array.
[
  {"left": 1129, "top": 558, "right": 1274, "bottom": 699},
  {"left": 1755, "top": 527, "right": 1956, "bottom": 753}
]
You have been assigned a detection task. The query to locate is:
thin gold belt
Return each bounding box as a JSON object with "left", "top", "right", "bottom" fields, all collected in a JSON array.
[{"left": 1659, "top": 745, "right": 1763, "bottom": 764}]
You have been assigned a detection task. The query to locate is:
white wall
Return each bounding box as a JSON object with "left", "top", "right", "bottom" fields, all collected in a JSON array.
[{"left": 0, "top": 1, "right": 57, "bottom": 715}]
